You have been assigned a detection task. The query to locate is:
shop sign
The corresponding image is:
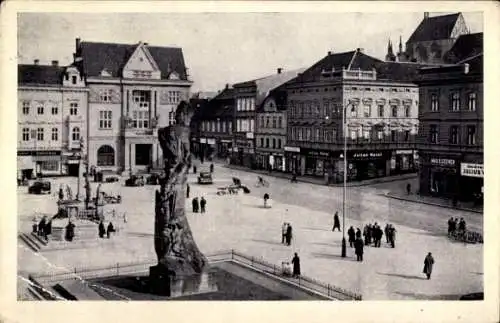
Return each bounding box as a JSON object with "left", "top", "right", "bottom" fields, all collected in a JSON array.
[
  {"left": 246, "top": 132, "right": 254, "bottom": 139},
  {"left": 207, "top": 139, "right": 216, "bottom": 145},
  {"left": 17, "top": 150, "right": 61, "bottom": 156},
  {"left": 67, "top": 159, "right": 80, "bottom": 164},
  {"left": 220, "top": 139, "right": 232, "bottom": 143},
  {"left": 460, "top": 163, "right": 483, "bottom": 178},
  {"left": 284, "top": 146, "right": 300, "bottom": 153},
  {"left": 430, "top": 158, "right": 455, "bottom": 167},
  {"left": 199, "top": 138, "right": 207, "bottom": 143},
  {"left": 352, "top": 152, "right": 383, "bottom": 159},
  {"left": 307, "top": 150, "right": 330, "bottom": 157},
  {"left": 396, "top": 150, "right": 413, "bottom": 155}
]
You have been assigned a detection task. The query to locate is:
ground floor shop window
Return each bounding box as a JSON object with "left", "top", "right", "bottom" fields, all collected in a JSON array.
[
  {"left": 41, "top": 161, "right": 59, "bottom": 171},
  {"left": 97, "top": 145, "right": 115, "bottom": 166}
]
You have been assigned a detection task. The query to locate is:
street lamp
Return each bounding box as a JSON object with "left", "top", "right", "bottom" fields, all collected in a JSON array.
[
  {"left": 76, "top": 137, "right": 84, "bottom": 201},
  {"left": 340, "top": 100, "right": 354, "bottom": 258}
]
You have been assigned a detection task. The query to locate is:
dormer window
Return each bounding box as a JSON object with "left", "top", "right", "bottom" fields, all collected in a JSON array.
[
  {"left": 168, "top": 72, "right": 180, "bottom": 80},
  {"left": 72, "top": 76, "right": 77, "bottom": 84},
  {"left": 100, "top": 69, "right": 112, "bottom": 77}
]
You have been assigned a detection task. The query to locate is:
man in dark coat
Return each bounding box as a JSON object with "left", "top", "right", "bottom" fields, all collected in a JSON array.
[
  {"left": 447, "top": 217, "right": 454, "bottom": 237},
  {"left": 106, "top": 222, "right": 115, "bottom": 239},
  {"left": 210, "top": 163, "right": 214, "bottom": 173},
  {"left": 389, "top": 225, "right": 396, "bottom": 248},
  {"left": 355, "top": 228, "right": 362, "bottom": 239},
  {"left": 200, "top": 197, "right": 207, "bottom": 213},
  {"left": 458, "top": 218, "right": 466, "bottom": 232},
  {"left": 98, "top": 220, "right": 106, "bottom": 238},
  {"left": 65, "top": 220, "right": 75, "bottom": 242},
  {"left": 384, "top": 224, "right": 390, "bottom": 243},
  {"left": 347, "top": 226, "right": 356, "bottom": 247},
  {"left": 192, "top": 197, "right": 199, "bottom": 213},
  {"left": 332, "top": 212, "right": 341, "bottom": 232},
  {"left": 423, "top": 252, "right": 435, "bottom": 279},
  {"left": 354, "top": 237, "right": 364, "bottom": 262},
  {"left": 44, "top": 219, "right": 52, "bottom": 240},
  {"left": 286, "top": 224, "right": 293, "bottom": 246},
  {"left": 38, "top": 217, "right": 47, "bottom": 237},
  {"left": 186, "top": 183, "right": 190, "bottom": 198},
  {"left": 291, "top": 252, "right": 301, "bottom": 278},
  {"left": 193, "top": 165, "right": 197, "bottom": 174},
  {"left": 406, "top": 183, "right": 411, "bottom": 195}
]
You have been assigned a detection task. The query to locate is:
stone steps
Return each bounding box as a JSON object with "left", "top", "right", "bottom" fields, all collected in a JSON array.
[{"left": 18, "top": 233, "right": 42, "bottom": 252}]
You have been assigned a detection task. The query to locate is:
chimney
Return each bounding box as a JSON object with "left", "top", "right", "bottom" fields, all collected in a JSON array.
[
  {"left": 424, "top": 12, "right": 429, "bottom": 19},
  {"left": 277, "top": 68, "right": 283, "bottom": 74},
  {"left": 34, "top": 59, "right": 39, "bottom": 65},
  {"left": 225, "top": 83, "right": 229, "bottom": 89},
  {"left": 76, "top": 37, "right": 81, "bottom": 50},
  {"left": 144, "top": 42, "right": 148, "bottom": 46},
  {"left": 463, "top": 63, "right": 470, "bottom": 74},
  {"left": 357, "top": 48, "right": 364, "bottom": 53},
  {"left": 328, "top": 51, "right": 332, "bottom": 55},
  {"left": 51, "top": 60, "right": 59, "bottom": 67}
]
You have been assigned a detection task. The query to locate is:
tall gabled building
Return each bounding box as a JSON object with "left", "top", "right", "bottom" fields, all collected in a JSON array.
[{"left": 72, "top": 39, "right": 192, "bottom": 173}]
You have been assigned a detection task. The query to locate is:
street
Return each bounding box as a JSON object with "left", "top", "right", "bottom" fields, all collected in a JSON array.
[{"left": 18, "top": 163, "right": 483, "bottom": 300}]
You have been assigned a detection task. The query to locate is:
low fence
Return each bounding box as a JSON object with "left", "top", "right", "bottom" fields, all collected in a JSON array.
[
  {"left": 28, "top": 249, "right": 362, "bottom": 301},
  {"left": 449, "top": 230, "right": 483, "bottom": 244}
]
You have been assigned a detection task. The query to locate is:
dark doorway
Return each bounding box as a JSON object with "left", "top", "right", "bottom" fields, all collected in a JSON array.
[
  {"left": 135, "top": 144, "right": 152, "bottom": 166},
  {"left": 67, "top": 163, "right": 80, "bottom": 177}
]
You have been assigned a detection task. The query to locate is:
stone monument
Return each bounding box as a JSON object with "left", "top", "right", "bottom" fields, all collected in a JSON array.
[{"left": 149, "top": 101, "right": 208, "bottom": 296}]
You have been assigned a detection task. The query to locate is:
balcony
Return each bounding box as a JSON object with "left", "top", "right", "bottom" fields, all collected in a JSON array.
[
  {"left": 122, "top": 116, "right": 157, "bottom": 137},
  {"left": 66, "top": 115, "right": 84, "bottom": 124}
]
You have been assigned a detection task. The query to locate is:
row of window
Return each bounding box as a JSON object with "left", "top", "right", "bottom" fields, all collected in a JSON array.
[
  {"left": 289, "top": 101, "right": 412, "bottom": 118},
  {"left": 258, "top": 115, "right": 283, "bottom": 129},
  {"left": 258, "top": 137, "right": 283, "bottom": 149},
  {"left": 290, "top": 87, "right": 413, "bottom": 94},
  {"left": 429, "top": 92, "right": 477, "bottom": 112},
  {"left": 289, "top": 127, "right": 413, "bottom": 142},
  {"left": 98, "top": 89, "right": 182, "bottom": 105},
  {"left": 428, "top": 125, "right": 477, "bottom": 145},
  {"left": 200, "top": 120, "right": 232, "bottom": 133},
  {"left": 236, "top": 118, "right": 255, "bottom": 132},
  {"left": 21, "top": 101, "right": 79, "bottom": 116},
  {"left": 21, "top": 127, "right": 81, "bottom": 142},
  {"left": 236, "top": 97, "right": 256, "bottom": 111}
]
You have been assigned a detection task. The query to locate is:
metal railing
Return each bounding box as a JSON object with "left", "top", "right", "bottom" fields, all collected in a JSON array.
[{"left": 28, "top": 249, "right": 362, "bottom": 301}]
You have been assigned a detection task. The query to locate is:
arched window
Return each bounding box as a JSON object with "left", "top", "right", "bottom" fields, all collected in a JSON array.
[
  {"left": 97, "top": 145, "right": 115, "bottom": 166},
  {"left": 72, "top": 127, "right": 80, "bottom": 141}
]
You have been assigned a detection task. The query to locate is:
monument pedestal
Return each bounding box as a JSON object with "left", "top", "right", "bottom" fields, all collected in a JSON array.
[{"left": 149, "top": 264, "right": 175, "bottom": 296}]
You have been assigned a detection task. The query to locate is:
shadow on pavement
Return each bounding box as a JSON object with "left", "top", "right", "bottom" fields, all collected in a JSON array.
[
  {"left": 311, "top": 242, "right": 343, "bottom": 248},
  {"left": 394, "top": 291, "right": 462, "bottom": 300},
  {"left": 250, "top": 239, "right": 286, "bottom": 247},
  {"left": 302, "top": 227, "right": 332, "bottom": 232},
  {"left": 377, "top": 272, "right": 427, "bottom": 280},
  {"left": 311, "top": 252, "right": 357, "bottom": 262},
  {"left": 408, "top": 230, "right": 446, "bottom": 238}
]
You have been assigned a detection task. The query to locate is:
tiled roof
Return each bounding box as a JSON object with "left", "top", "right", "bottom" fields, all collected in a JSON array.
[
  {"left": 212, "top": 87, "right": 235, "bottom": 101},
  {"left": 18, "top": 64, "right": 65, "bottom": 86},
  {"left": 407, "top": 13, "right": 461, "bottom": 43},
  {"left": 78, "top": 41, "right": 188, "bottom": 80},
  {"left": 444, "top": 33, "right": 483, "bottom": 63},
  {"left": 375, "top": 61, "right": 436, "bottom": 82},
  {"left": 418, "top": 53, "right": 482, "bottom": 77},
  {"left": 253, "top": 68, "right": 306, "bottom": 105},
  {"left": 291, "top": 51, "right": 359, "bottom": 83}
]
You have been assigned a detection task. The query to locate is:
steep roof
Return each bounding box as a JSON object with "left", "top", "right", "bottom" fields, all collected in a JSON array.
[
  {"left": 407, "top": 13, "right": 461, "bottom": 43},
  {"left": 18, "top": 64, "right": 65, "bottom": 86},
  {"left": 444, "top": 32, "right": 483, "bottom": 63},
  {"left": 290, "top": 49, "right": 434, "bottom": 85},
  {"left": 212, "top": 87, "right": 235, "bottom": 101},
  {"left": 254, "top": 68, "right": 306, "bottom": 105},
  {"left": 78, "top": 41, "right": 188, "bottom": 80}
]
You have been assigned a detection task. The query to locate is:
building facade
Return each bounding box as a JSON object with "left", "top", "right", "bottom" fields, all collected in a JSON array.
[
  {"left": 286, "top": 49, "right": 424, "bottom": 182},
  {"left": 416, "top": 53, "right": 483, "bottom": 202},
  {"left": 73, "top": 39, "right": 192, "bottom": 174},
  {"left": 386, "top": 12, "right": 470, "bottom": 64},
  {"left": 17, "top": 61, "right": 88, "bottom": 178},
  {"left": 196, "top": 86, "right": 234, "bottom": 161},
  {"left": 255, "top": 84, "right": 288, "bottom": 171}
]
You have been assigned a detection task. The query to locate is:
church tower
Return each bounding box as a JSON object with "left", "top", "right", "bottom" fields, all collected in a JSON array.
[{"left": 385, "top": 39, "right": 396, "bottom": 62}]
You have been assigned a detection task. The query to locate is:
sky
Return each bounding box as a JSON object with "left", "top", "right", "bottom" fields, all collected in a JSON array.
[{"left": 17, "top": 12, "right": 483, "bottom": 93}]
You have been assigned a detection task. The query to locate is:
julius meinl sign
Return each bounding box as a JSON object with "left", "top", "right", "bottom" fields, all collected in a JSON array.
[{"left": 460, "top": 163, "right": 483, "bottom": 178}]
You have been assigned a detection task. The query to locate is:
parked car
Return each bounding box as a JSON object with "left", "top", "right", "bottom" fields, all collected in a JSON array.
[
  {"left": 146, "top": 173, "right": 163, "bottom": 185},
  {"left": 28, "top": 180, "right": 51, "bottom": 194},
  {"left": 104, "top": 175, "right": 120, "bottom": 183},
  {"left": 198, "top": 172, "right": 213, "bottom": 185},
  {"left": 125, "top": 175, "right": 145, "bottom": 187}
]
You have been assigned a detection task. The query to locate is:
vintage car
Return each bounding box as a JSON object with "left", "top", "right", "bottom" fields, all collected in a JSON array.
[
  {"left": 28, "top": 180, "right": 51, "bottom": 194},
  {"left": 198, "top": 172, "right": 213, "bottom": 185},
  {"left": 104, "top": 175, "right": 120, "bottom": 183},
  {"left": 125, "top": 175, "right": 145, "bottom": 187},
  {"left": 146, "top": 173, "right": 163, "bottom": 185}
]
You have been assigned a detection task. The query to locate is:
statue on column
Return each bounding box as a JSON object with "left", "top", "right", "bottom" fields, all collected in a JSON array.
[{"left": 150, "top": 101, "right": 207, "bottom": 295}]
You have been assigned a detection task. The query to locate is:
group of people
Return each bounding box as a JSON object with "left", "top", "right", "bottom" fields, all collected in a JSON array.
[
  {"left": 33, "top": 215, "right": 52, "bottom": 241},
  {"left": 192, "top": 196, "right": 207, "bottom": 213},
  {"left": 98, "top": 220, "right": 116, "bottom": 239},
  {"left": 447, "top": 217, "right": 467, "bottom": 237},
  {"left": 361, "top": 222, "right": 397, "bottom": 248},
  {"left": 281, "top": 222, "right": 293, "bottom": 246}
]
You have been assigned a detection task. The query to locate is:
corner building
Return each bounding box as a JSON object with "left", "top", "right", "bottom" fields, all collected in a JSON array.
[
  {"left": 73, "top": 39, "right": 192, "bottom": 173},
  {"left": 286, "top": 49, "right": 428, "bottom": 182}
]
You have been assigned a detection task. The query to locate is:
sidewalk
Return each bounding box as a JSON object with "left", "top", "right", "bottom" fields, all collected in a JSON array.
[
  {"left": 223, "top": 163, "right": 417, "bottom": 187},
  {"left": 384, "top": 191, "right": 483, "bottom": 214}
]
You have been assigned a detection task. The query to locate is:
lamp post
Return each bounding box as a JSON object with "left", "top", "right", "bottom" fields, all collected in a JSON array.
[
  {"left": 341, "top": 100, "right": 354, "bottom": 258},
  {"left": 76, "top": 137, "right": 84, "bottom": 201}
]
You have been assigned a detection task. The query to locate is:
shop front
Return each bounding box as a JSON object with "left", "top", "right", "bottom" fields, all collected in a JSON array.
[
  {"left": 217, "top": 139, "right": 232, "bottom": 158},
  {"left": 347, "top": 150, "right": 390, "bottom": 181},
  {"left": 18, "top": 150, "right": 63, "bottom": 177},
  {"left": 284, "top": 146, "right": 300, "bottom": 174},
  {"left": 419, "top": 155, "right": 460, "bottom": 198},
  {"left": 390, "top": 149, "right": 417, "bottom": 175},
  {"left": 232, "top": 138, "right": 254, "bottom": 167},
  {"left": 302, "top": 149, "right": 335, "bottom": 177},
  {"left": 459, "top": 162, "right": 483, "bottom": 203}
]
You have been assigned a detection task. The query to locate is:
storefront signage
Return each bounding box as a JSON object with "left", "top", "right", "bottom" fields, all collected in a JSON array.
[
  {"left": 461, "top": 163, "right": 483, "bottom": 178},
  {"left": 430, "top": 158, "right": 455, "bottom": 167},
  {"left": 246, "top": 132, "right": 254, "bottom": 139},
  {"left": 17, "top": 150, "right": 61, "bottom": 156},
  {"left": 207, "top": 139, "right": 216, "bottom": 145},
  {"left": 307, "top": 150, "right": 330, "bottom": 157},
  {"left": 396, "top": 150, "right": 413, "bottom": 155},
  {"left": 220, "top": 139, "right": 232, "bottom": 143},
  {"left": 284, "top": 146, "right": 300, "bottom": 153},
  {"left": 352, "top": 152, "right": 383, "bottom": 159},
  {"left": 199, "top": 138, "right": 207, "bottom": 143}
]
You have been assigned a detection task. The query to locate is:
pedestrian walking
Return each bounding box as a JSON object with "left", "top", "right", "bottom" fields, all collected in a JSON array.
[
  {"left": 332, "top": 212, "right": 341, "bottom": 232},
  {"left": 192, "top": 197, "right": 199, "bottom": 213},
  {"left": 384, "top": 224, "right": 390, "bottom": 243},
  {"left": 423, "top": 252, "right": 435, "bottom": 280},
  {"left": 355, "top": 228, "right": 362, "bottom": 240},
  {"left": 406, "top": 183, "right": 411, "bottom": 195},
  {"left": 98, "top": 220, "right": 106, "bottom": 238},
  {"left": 200, "top": 197, "right": 207, "bottom": 213},
  {"left": 347, "top": 226, "right": 356, "bottom": 247},
  {"left": 106, "top": 222, "right": 115, "bottom": 239},
  {"left": 286, "top": 224, "right": 293, "bottom": 246},
  {"left": 58, "top": 186, "right": 64, "bottom": 200},
  {"left": 186, "top": 183, "right": 190, "bottom": 198},
  {"left": 291, "top": 252, "right": 301, "bottom": 278},
  {"left": 65, "top": 220, "right": 75, "bottom": 242},
  {"left": 447, "top": 217, "right": 454, "bottom": 237},
  {"left": 210, "top": 163, "right": 214, "bottom": 173},
  {"left": 44, "top": 219, "right": 52, "bottom": 240},
  {"left": 193, "top": 165, "right": 197, "bottom": 174},
  {"left": 38, "top": 216, "right": 47, "bottom": 237},
  {"left": 389, "top": 225, "right": 396, "bottom": 248},
  {"left": 354, "top": 237, "right": 364, "bottom": 262},
  {"left": 458, "top": 218, "right": 466, "bottom": 232},
  {"left": 281, "top": 222, "right": 288, "bottom": 244},
  {"left": 263, "top": 193, "right": 270, "bottom": 208}
]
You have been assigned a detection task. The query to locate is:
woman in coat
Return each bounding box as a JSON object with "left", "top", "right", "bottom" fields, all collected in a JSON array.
[
  {"left": 423, "top": 252, "right": 435, "bottom": 279},
  {"left": 291, "top": 253, "right": 301, "bottom": 277},
  {"left": 286, "top": 224, "right": 293, "bottom": 246}
]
